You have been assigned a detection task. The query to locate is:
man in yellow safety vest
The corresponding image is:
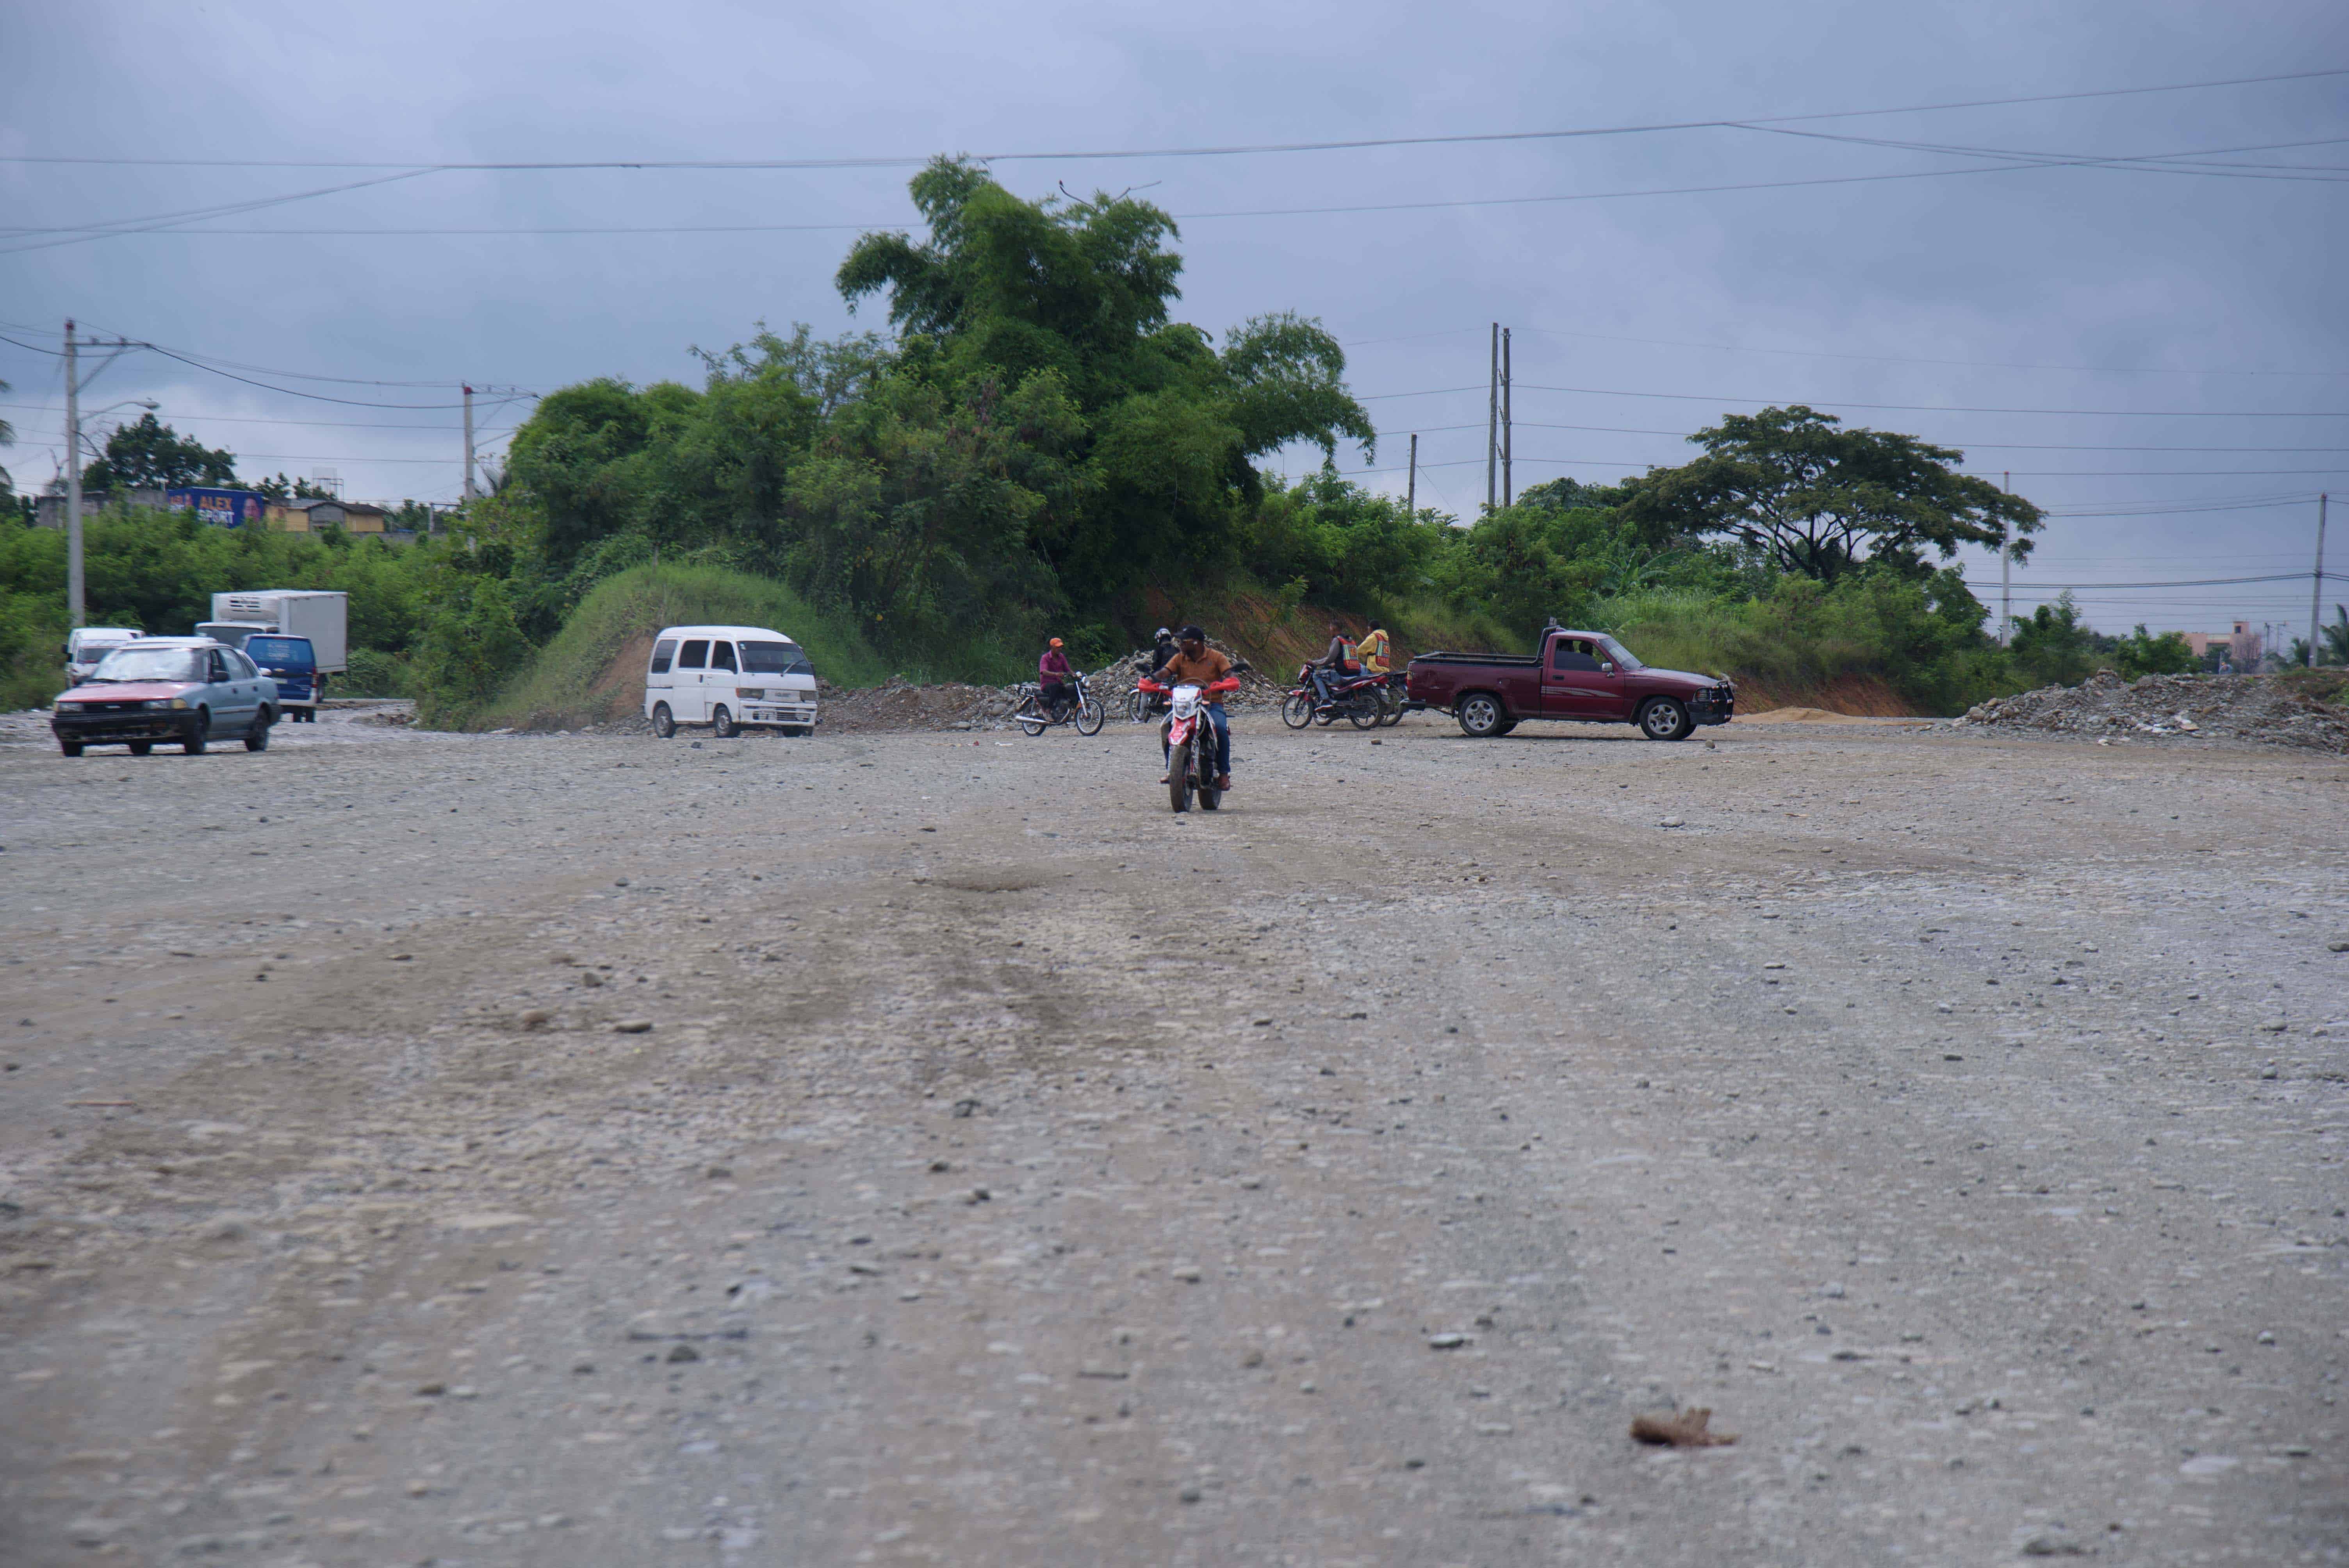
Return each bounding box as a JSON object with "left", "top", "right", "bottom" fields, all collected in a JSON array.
[{"left": 1357, "top": 624, "right": 1393, "bottom": 676}]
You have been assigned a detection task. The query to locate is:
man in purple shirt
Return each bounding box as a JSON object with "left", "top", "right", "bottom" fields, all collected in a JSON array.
[{"left": 1039, "top": 638, "right": 1074, "bottom": 719}]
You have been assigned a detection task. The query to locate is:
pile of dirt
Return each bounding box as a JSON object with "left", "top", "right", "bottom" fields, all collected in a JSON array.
[
  {"left": 1736, "top": 706, "right": 1874, "bottom": 725},
  {"left": 1955, "top": 670, "right": 2349, "bottom": 752},
  {"left": 817, "top": 677, "right": 1025, "bottom": 734},
  {"left": 1085, "top": 644, "right": 1288, "bottom": 716}
]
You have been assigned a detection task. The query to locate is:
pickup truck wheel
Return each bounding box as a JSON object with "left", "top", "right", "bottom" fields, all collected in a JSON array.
[
  {"left": 183, "top": 711, "right": 210, "bottom": 755},
  {"left": 711, "top": 704, "right": 737, "bottom": 739},
  {"left": 1638, "top": 697, "right": 1694, "bottom": 741},
  {"left": 60, "top": 741, "right": 84, "bottom": 757},
  {"left": 1457, "top": 692, "right": 1506, "bottom": 738},
  {"left": 651, "top": 702, "right": 676, "bottom": 738}
]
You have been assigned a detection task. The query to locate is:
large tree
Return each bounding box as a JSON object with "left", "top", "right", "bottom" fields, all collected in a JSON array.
[
  {"left": 81, "top": 412, "right": 236, "bottom": 492},
  {"left": 1618, "top": 405, "right": 2042, "bottom": 581}
]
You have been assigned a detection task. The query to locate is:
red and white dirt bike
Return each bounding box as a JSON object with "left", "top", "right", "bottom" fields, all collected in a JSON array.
[{"left": 1139, "top": 673, "right": 1240, "bottom": 813}]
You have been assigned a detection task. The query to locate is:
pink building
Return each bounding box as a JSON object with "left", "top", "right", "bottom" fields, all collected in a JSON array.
[{"left": 2175, "top": 622, "right": 2262, "bottom": 666}]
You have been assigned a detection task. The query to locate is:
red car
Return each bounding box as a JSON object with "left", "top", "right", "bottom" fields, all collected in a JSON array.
[{"left": 1405, "top": 625, "right": 1733, "bottom": 741}]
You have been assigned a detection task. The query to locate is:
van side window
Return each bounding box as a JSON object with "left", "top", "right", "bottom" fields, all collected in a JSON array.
[
  {"left": 677, "top": 640, "right": 709, "bottom": 670},
  {"left": 709, "top": 641, "right": 738, "bottom": 673},
  {"left": 1551, "top": 639, "right": 1602, "bottom": 673},
  {"left": 649, "top": 639, "right": 677, "bottom": 675}
]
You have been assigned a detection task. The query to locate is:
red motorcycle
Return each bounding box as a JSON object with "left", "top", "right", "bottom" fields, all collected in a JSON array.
[
  {"left": 1281, "top": 663, "right": 1386, "bottom": 730},
  {"left": 1140, "top": 673, "right": 1241, "bottom": 812}
]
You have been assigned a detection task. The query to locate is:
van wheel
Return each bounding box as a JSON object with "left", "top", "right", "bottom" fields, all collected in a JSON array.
[
  {"left": 1457, "top": 693, "right": 1505, "bottom": 738},
  {"left": 711, "top": 704, "right": 736, "bottom": 739},
  {"left": 1638, "top": 697, "right": 1693, "bottom": 741},
  {"left": 184, "top": 711, "right": 209, "bottom": 755},
  {"left": 652, "top": 702, "right": 676, "bottom": 739}
]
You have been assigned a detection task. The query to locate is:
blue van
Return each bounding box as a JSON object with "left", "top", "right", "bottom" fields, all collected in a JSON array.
[{"left": 244, "top": 634, "right": 323, "bottom": 722}]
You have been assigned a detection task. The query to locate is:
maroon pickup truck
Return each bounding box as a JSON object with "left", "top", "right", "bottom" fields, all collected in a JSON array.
[{"left": 1405, "top": 625, "right": 1734, "bottom": 741}]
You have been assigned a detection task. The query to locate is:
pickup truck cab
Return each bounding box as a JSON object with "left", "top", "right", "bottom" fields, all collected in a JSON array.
[
  {"left": 644, "top": 624, "right": 820, "bottom": 738},
  {"left": 1406, "top": 625, "right": 1733, "bottom": 741},
  {"left": 50, "top": 637, "right": 278, "bottom": 757},
  {"left": 242, "top": 633, "right": 324, "bottom": 722}
]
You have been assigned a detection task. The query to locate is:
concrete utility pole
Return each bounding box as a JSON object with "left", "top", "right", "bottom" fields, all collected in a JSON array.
[
  {"left": 64, "top": 321, "right": 82, "bottom": 629},
  {"left": 462, "top": 384, "right": 479, "bottom": 504},
  {"left": 1485, "top": 324, "right": 1499, "bottom": 513},
  {"left": 1406, "top": 433, "right": 1417, "bottom": 519},
  {"left": 2314, "top": 492, "right": 2330, "bottom": 667},
  {"left": 1501, "top": 328, "right": 1513, "bottom": 508},
  {"left": 2000, "top": 471, "right": 2012, "bottom": 649}
]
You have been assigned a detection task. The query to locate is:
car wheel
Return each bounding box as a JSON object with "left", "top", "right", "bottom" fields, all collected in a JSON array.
[
  {"left": 1638, "top": 697, "right": 1693, "bottom": 741},
  {"left": 245, "top": 709, "right": 272, "bottom": 751},
  {"left": 60, "top": 740, "right": 84, "bottom": 757},
  {"left": 711, "top": 704, "right": 736, "bottom": 739},
  {"left": 128, "top": 741, "right": 151, "bottom": 756},
  {"left": 652, "top": 702, "right": 676, "bottom": 739},
  {"left": 1457, "top": 692, "right": 1505, "bottom": 738},
  {"left": 184, "top": 710, "right": 210, "bottom": 755}
]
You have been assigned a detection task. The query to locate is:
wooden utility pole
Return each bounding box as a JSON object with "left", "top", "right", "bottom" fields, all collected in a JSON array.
[
  {"left": 63, "top": 321, "right": 81, "bottom": 629},
  {"left": 1501, "top": 328, "right": 1513, "bottom": 507},
  {"left": 2000, "top": 471, "right": 2012, "bottom": 648},
  {"left": 1406, "top": 433, "right": 1417, "bottom": 519},
  {"left": 2313, "top": 492, "right": 2330, "bottom": 667},
  {"left": 1485, "top": 323, "right": 1499, "bottom": 513}
]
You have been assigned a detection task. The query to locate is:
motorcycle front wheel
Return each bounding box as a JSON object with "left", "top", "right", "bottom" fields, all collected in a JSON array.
[
  {"left": 1167, "top": 739, "right": 1193, "bottom": 812},
  {"left": 1075, "top": 696, "right": 1105, "bottom": 736},
  {"left": 1280, "top": 691, "right": 1314, "bottom": 729}
]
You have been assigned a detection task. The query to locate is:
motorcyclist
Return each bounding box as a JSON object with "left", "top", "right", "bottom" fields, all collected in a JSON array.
[
  {"left": 1357, "top": 623, "right": 1393, "bottom": 677},
  {"left": 1308, "top": 622, "right": 1357, "bottom": 709},
  {"left": 1153, "top": 624, "right": 1233, "bottom": 792},
  {"left": 1148, "top": 627, "right": 1178, "bottom": 675},
  {"left": 1039, "top": 637, "right": 1074, "bottom": 719}
]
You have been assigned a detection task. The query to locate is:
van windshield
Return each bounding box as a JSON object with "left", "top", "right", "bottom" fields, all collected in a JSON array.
[
  {"left": 246, "top": 637, "right": 313, "bottom": 667},
  {"left": 90, "top": 647, "right": 206, "bottom": 683},
  {"left": 740, "top": 640, "right": 811, "bottom": 676}
]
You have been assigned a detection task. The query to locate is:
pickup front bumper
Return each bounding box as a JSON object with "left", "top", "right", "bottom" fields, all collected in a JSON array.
[{"left": 1685, "top": 686, "right": 1735, "bottom": 725}]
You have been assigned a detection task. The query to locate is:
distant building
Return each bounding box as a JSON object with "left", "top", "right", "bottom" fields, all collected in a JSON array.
[
  {"left": 2175, "top": 621, "right": 2262, "bottom": 669},
  {"left": 265, "top": 497, "right": 392, "bottom": 534}
]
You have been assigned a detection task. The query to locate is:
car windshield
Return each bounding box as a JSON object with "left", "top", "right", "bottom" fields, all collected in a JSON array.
[
  {"left": 246, "top": 637, "right": 312, "bottom": 666},
  {"left": 739, "top": 640, "right": 811, "bottom": 676},
  {"left": 89, "top": 647, "right": 205, "bottom": 683},
  {"left": 1594, "top": 634, "right": 1644, "bottom": 671}
]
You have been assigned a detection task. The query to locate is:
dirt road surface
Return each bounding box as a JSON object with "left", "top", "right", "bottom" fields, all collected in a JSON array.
[{"left": 3, "top": 706, "right": 2344, "bottom": 1566}]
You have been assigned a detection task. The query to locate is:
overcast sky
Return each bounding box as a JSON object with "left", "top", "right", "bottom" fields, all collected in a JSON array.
[{"left": 3, "top": 1, "right": 2344, "bottom": 640}]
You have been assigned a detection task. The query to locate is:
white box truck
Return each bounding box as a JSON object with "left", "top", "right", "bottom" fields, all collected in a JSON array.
[{"left": 196, "top": 591, "right": 349, "bottom": 717}]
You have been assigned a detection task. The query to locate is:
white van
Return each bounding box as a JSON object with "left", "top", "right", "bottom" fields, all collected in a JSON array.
[
  {"left": 64, "top": 627, "right": 143, "bottom": 684},
  {"left": 643, "top": 624, "right": 820, "bottom": 738}
]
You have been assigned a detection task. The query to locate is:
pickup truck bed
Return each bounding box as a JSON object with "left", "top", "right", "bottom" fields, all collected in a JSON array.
[{"left": 1406, "top": 628, "right": 1732, "bottom": 741}]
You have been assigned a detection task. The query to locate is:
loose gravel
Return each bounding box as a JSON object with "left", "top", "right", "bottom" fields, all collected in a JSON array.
[
  {"left": 1957, "top": 670, "right": 2349, "bottom": 752},
  {"left": 1, "top": 709, "right": 2343, "bottom": 1566}
]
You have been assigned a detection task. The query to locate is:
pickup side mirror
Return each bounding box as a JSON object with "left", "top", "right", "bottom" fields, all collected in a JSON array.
[{"left": 1600, "top": 661, "right": 1617, "bottom": 674}]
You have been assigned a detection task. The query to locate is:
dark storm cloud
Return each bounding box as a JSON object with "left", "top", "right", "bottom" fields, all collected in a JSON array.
[{"left": 2, "top": 0, "right": 2343, "bottom": 634}]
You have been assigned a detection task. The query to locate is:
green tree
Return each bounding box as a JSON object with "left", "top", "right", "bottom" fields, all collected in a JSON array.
[
  {"left": 2111, "top": 624, "right": 2196, "bottom": 678},
  {"left": 2322, "top": 605, "right": 2349, "bottom": 666},
  {"left": 2009, "top": 592, "right": 2104, "bottom": 687},
  {"left": 81, "top": 412, "right": 236, "bottom": 491},
  {"left": 1618, "top": 405, "right": 2043, "bottom": 582}
]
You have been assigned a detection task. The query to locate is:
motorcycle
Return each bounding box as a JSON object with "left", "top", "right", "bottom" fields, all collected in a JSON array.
[
  {"left": 1013, "top": 672, "right": 1106, "bottom": 736},
  {"left": 1280, "top": 663, "right": 1387, "bottom": 731},
  {"left": 1141, "top": 673, "right": 1240, "bottom": 813}
]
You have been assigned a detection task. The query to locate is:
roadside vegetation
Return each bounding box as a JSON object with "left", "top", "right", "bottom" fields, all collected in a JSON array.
[{"left": 5, "top": 158, "right": 2339, "bottom": 722}]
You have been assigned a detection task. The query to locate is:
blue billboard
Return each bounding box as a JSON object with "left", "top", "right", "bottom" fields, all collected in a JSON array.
[{"left": 166, "top": 487, "right": 267, "bottom": 529}]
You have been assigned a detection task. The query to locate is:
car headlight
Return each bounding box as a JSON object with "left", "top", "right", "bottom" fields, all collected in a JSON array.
[
  {"left": 146, "top": 697, "right": 189, "bottom": 710},
  {"left": 55, "top": 700, "right": 81, "bottom": 712}
]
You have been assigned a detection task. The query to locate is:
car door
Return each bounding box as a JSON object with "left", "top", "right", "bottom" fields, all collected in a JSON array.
[
  {"left": 205, "top": 647, "right": 253, "bottom": 729},
  {"left": 705, "top": 640, "right": 740, "bottom": 720},
  {"left": 672, "top": 639, "right": 710, "bottom": 722},
  {"left": 1539, "top": 637, "right": 1626, "bottom": 718}
]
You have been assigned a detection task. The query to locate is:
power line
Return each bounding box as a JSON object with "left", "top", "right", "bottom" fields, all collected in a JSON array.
[
  {"left": 1510, "top": 382, "right": 2349, "bottom": 417},
  {"left": 1372, "top": 419, "right": 2349, "bottom": 452},
  {"left": 1490, "top": 325, "right": 2347, "bottom": 380},
  {"left": 8, "top": 65, "right": 2342, "bottom": 169}
]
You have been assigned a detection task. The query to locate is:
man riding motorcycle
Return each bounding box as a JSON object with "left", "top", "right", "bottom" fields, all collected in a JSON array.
[
  {"left": 1308, "top": 622, "right": 1358, "bottom": 709},
  {"left": 1153, "top": 625, "right": 1233, "bottom": 791},
  {"left": 1148, "top": 627, "right": 1178, "bottom": 675},
  {"left": 1039, "top": 637, "right": 1075, "bottom": 719},
  {"left": 1357, "top": 624, "right": 1393, "bottom": 677}
]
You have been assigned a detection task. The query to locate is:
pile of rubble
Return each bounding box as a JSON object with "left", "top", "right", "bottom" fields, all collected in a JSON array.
[
  {"left": 1081, "top": 644, "right": 1289, "bottom": 717},
  {"left": 1955, "top": 670, "right": 2349, "bottom": 752}
]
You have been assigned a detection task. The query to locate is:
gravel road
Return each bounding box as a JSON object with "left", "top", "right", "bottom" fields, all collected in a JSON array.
[{"left": 2, "top": 705, "right": 2344, "bottom": 1566}]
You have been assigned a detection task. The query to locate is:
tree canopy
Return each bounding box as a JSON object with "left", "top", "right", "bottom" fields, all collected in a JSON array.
[
  {"left": 81, "top": 412, "right": 237, "bottom": 492},
  {"left": 1618, "top": 405, "right": 2042, "bottom": 581}
]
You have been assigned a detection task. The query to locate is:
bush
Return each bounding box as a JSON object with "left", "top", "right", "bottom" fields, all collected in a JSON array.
[{"left": 340, "top": 646, "right": 413, "bottom": 698}]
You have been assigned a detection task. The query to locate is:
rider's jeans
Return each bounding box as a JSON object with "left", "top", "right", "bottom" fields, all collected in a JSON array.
[
  {"left": 1162, "top": 702, "right": 1231, "bottom": 777},
  {"left": 1311, "top": 668, "right": 1334, "bottom": 706}
]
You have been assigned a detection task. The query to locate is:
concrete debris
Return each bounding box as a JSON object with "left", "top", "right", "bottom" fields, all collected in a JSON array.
[
  {"left": 1630, "top": 1408, "right": 1737, "bottom": 1447},
  {"left": 1955, "top": 671, "right": 2349, "bottom": 752}
]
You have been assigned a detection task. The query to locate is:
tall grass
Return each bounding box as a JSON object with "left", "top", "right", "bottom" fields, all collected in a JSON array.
[{"left": 467, "top": 563, "right": 891, "bottom": 731}]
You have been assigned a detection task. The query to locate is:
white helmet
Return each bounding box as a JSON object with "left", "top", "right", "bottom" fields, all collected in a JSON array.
[{"left": 1155, "top": 627, "right": 1171, "bottom": 639}]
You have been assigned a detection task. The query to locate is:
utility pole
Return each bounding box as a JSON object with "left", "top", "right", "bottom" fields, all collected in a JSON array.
[
  {"left": 461, "top": 383, "right": 479, "bottom": 504},
  {"left": 2314, "top": 492, "right": 2330, "bottom": 668},
  {"left": 2000, "top": 471, "right": 2012, "bottom": 648},
  {"left": 1406, "top": 433, "right": 1417, "bottom": 519},
  {"left": 1485, "top": 323, "right": 1498, "bottom": 513},
  {"left": 1501, "top": 328, "right": 1513, "bottom": 507},
  {"left": 64, "top": 321, "right": 82, "bottom": 629}
]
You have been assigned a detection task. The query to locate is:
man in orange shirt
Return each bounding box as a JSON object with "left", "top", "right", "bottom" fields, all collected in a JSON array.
[{"left": 1154, "top": 624, "right": 1233, "bottom": 791}]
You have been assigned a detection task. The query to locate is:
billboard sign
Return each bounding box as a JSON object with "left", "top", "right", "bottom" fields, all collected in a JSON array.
[{"left": 165, "top": 487, "right": 267, "bottom": 529}]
